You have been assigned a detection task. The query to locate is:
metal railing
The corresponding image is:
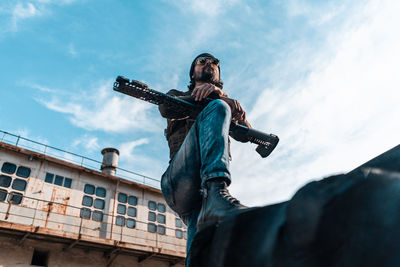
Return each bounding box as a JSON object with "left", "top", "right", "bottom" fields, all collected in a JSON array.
[
  {"left": 0, "top": 192, "right": 187, "bottom": 253},
  {"left": 0, "top": 130, "right": 160, "bottom": 188}
]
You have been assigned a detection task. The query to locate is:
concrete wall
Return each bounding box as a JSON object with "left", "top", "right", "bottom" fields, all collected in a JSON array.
[
  {"left": 0, "top": 144, "right": 186, "bottom": 262},
  {"left": 0, "top": 235, "right": 184, "bottom": 267}
]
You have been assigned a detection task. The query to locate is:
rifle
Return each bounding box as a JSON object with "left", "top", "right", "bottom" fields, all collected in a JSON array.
[{"left": 113, "top": 76, "right": 279, "bottom": 158}]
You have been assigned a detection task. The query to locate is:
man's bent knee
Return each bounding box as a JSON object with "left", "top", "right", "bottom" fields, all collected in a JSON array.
[
  {"left": 161, "top": 168, "right": 202, "bottom": 216},
  {"left": 200, "top": 99, "right": 231, "bottom": 120}
]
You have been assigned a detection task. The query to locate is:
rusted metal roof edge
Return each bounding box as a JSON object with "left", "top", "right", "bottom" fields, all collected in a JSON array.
[{"left": 0, "top": 142, "right": 162, "bottom": 194}]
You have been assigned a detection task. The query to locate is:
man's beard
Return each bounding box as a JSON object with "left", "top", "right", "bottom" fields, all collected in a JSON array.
[{"left": 195, "top": 67, "right": 219, "bottom": 84}]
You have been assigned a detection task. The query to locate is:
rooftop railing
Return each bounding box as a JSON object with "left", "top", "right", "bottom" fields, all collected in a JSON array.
[
  {"left": 0, "top": 192, "right": 187, "bottom": 254},
  {"left": 0, "top": 130, "right": 160, "bottom": 189}
]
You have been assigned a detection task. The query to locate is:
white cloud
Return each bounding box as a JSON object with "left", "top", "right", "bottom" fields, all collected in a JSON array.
[
  {"left": 36, "top": 79, "right": 163, "bottom": 133},
  {"left": 72, "top": 135, "right": 100, "bottom": 152},
  {"left": 118, "top": 138, "right": 150, "bottom": 163},
  {"left": 0, "top": 0, "right": 77, "bottom": 34},
  {"left": 11, "top": 2, "right": 40, "bottom": 30},
  {"left": 229, "top": 0, "right": 400, "bottom": 206}
]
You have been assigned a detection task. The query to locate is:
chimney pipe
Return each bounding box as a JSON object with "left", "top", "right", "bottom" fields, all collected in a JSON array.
[{"left": 101, "top": 148, "right": 119, "bottom": 176}]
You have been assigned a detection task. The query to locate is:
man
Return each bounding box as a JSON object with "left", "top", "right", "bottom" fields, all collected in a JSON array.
[{"left": 159, "top": 53, "right": 251, "bottom": 254}]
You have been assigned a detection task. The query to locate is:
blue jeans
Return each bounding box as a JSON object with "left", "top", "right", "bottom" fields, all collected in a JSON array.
[{"left": 161, "top": 99, "right": 232, "bottom": 261}]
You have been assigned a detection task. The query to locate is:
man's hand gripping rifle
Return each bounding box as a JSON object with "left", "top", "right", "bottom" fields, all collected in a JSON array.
[{"left": 113, "top": 76, "right": 279, "bottom": 158}]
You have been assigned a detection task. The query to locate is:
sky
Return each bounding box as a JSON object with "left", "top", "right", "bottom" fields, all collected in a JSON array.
[{"left": 0, "top": 0, "right": 399, "bottom": 206}]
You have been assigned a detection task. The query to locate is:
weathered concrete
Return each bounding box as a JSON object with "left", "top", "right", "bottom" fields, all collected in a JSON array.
[
  {"left": 0, "top": 141, "right": 187, "bottom": 266},
  {"left": 0, "top": 235, "right": 184, "bottom": 267}
]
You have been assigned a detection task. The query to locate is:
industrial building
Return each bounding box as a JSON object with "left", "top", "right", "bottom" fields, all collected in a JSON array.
[{"left": 0, "top": 130, "right": 186, "bottom": 267}]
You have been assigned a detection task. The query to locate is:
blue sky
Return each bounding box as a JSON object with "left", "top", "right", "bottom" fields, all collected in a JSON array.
[{"left": 1, "top": 0, "right": 399, "bottom": 206}]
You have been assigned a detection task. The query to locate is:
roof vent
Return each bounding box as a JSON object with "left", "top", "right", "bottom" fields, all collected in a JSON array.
[{"left": 101, "top": 148, "right": 119, "bottom": 176}]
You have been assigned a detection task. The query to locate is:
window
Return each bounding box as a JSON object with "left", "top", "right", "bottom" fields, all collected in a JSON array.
[
  {"left": 0, "top": 189, "right": 7, "bottom": 202},
  {"left": 16, "top": 166, "right": 30, "bottom": 178},
  {"left": 147, "top": 200, "right": 167, "bottom": 233},
  {"left": 92, "top": 211, "right": 104, "bottom": 222},
  {"left": 157, "top": 203, "right": 166, "bottom": 213},
  {"left": 148, "top": 212, "right": 156, "bottom": 222},
  {"left": 45, "top": 172, "right": 72, "bottom": 189},
  {"left": 148, "top": 201, "right": 156, "bottom": 211},
  {"left": 54, "top": 175, "right": 63, "bottom": 186},
  {"left": 117, "top": 192, "right": 138, "bottom": 229},
  {"left": 126, "top": 218, "right": 136, "bottom": 229},
  {"left": 12, "top": 179, "right": 27, "bottom": 191},
  {"left": 157, "top": 214, "right": 166, "bottom": 224},
  {"left": 176, "top": 218, "right": 183, "bottom": 228},
  {"left": 94, "top": 199, "right": 105, "bottom": 210},
  {"left": 64, "top": 178, "right": 72, "bottom": 188},
  {"left": 84, "top": 184, "right": 95, "bottom": 195},
  {"left": 175, "top": 229, "right": 183, "bottom": 239},
  {"left": 118, "top": 193, "right": 127, "bottom": 203},
  {"left": 117, "top": 204, "right": 126, "bottom": 215},
  {"left": 1, "top": 162, "right": 16, "bottom": 174},
  {"left": 128, "top": 196, "right": 137, "bottom": 205},
  {"left": 157, "top": 225, "right": 166, "bottom": 235},
  {"left": 31, "top": 249, "right": 48, "bottom": 267},
  {"left": 82, "top": 184, "right": 107, "bottom": 223},
  {"left": 0, "top": 175, "right": 12, "bottom": 188},
  {"left": 96, "top": 187, "right": 106, "bottom": 198},
  {"left": 8, "top": 192, "right": 23, "bottom": 204},
  {"left": 148, "top": 223, "right": 156, "bottom": 233},
  {"left": 45, "top": 173, "right": 54, "bottom": 183},
  {"left": 127, "top": 207, "right": 136, "bottom": 217},
  {"left": 116, "top": 216, "right": 125, "bottom": 226},
  {"left": 80, "top": 208, "right": 91, "bottom": 219},
  {"left": 82, "top": 196, "right": 93, "bottom": 207}
]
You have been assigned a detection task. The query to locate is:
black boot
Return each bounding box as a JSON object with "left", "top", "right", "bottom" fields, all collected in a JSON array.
[{"left": 197, "top": 179, "right": 247, "bottom": 231}]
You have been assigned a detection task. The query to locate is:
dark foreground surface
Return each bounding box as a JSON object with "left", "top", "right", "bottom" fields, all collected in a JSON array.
[{"left": 188, "top": 145, "right": 400, "bottom": 267}]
